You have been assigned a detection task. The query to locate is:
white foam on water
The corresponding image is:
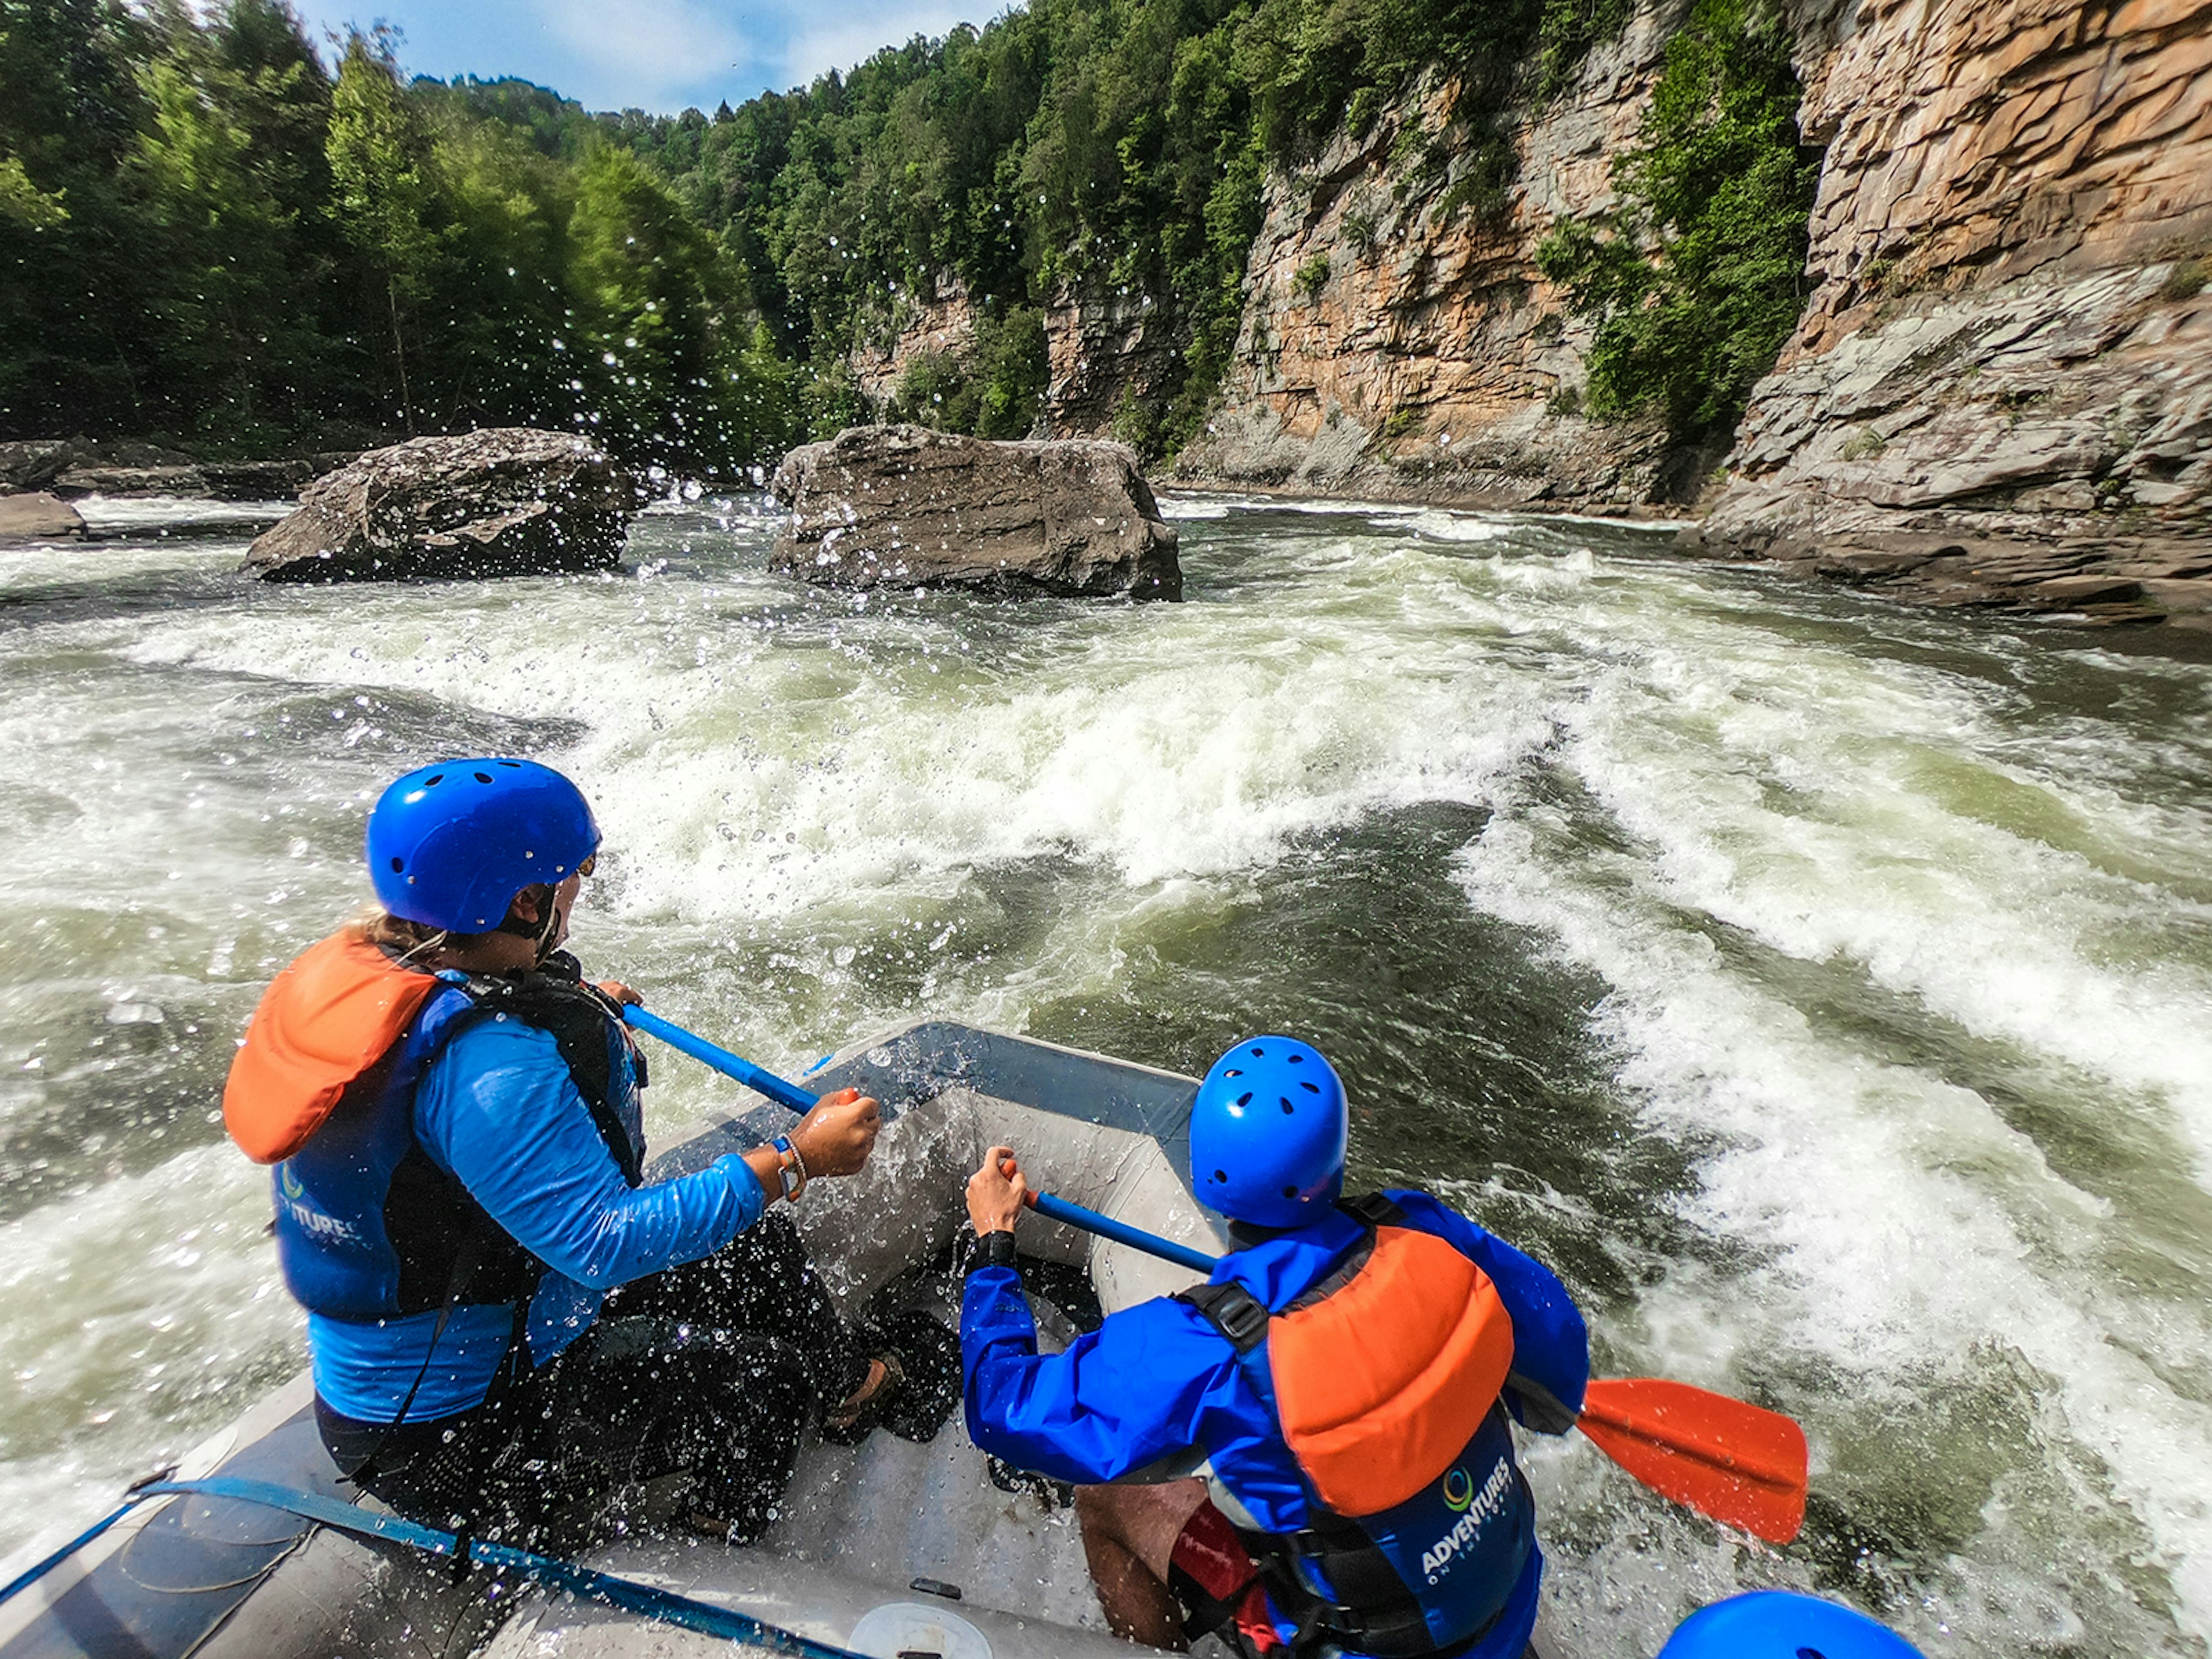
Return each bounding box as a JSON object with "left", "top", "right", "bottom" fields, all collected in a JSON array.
[
  {"left": 70, "top": 495, "right": 293, "bottom": 532},
  {"left": 1401, "top": 507, "right": 1518, "bottom": 543},
  {"left": 1451, "top": 604, "right": 2212, "bottom": 1652},
  {"left": 6, "top": 506, "right": 2210, "bottom": 1656},
  {"left": 0, "top": 1142, "right": 297, "bottom": 1564},
  {"left": 1153, "top": 493, "right": 1234, "bottom": 518},
  {"left": 0, "top": 537, "right": 238, "bottom": 593},
  {"left": 116, "top": 541, "right": 1567, "bottom": 922}
]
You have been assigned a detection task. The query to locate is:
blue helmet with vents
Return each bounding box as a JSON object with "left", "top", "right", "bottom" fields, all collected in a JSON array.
[
  {"left": 1190, "top": 1035, "right": 1347, "bottom": 1228},
  {"left": 1658, "top": 1592, "right": 1924, "bottom": 1659},
  {"left": 366, "top": 758, "right": 599, "bottom": 933}
]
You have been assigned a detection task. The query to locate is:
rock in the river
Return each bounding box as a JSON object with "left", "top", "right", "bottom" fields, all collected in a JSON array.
[
  {"left": 0, "top": 441, "right": 74, "bottom": 492},
  {"left": 244, "top": 429, "right": 636, "bottom": 582},
  {"left": 770, "top": 424, "right": 1181, "bottom": 600},
  {"left": 0, "top": 491, "right": 86, "bottom": 542}
]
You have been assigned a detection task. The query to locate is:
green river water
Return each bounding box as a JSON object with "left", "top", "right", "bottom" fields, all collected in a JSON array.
[{"left": 1, "top": 492, "right": 2208, "bottom": 1657}]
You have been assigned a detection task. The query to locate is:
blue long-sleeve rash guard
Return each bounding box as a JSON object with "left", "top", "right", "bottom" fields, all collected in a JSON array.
[
  {"left": 961, "top": 1190, "right": 1589, "bottom": 1531},
  {"left": 309, "top": 1017, "right": 764, "bottom": 1421}
]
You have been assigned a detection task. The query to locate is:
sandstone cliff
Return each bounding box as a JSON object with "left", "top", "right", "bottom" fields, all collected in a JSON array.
[
  {"left": 1122, "top": 0, "right": 2212, "bottom": 626},
  {"left": 1688, "top": 0, "right": 2212, "bottom": 624},
  {"left": 853, "top": 277, "right": 979, "bottom": 410},
  {"left": 1165, "top": 10, "right": 1693, "bottom": 508}
]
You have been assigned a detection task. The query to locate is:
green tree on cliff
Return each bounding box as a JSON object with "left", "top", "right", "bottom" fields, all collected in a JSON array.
[{"left": 1536, "top": 0, "right": 1817, "bottom": 438}]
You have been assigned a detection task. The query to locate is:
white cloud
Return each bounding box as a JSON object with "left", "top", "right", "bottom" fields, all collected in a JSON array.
[
  {"left": 770, "top": 2, "right": 1002, "bottom": 89},
  {"left": 541, "top": 0, "right": 752, "bottom": 108}
]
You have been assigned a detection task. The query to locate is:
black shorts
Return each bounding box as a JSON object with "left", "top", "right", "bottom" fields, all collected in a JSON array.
[{"left": 317, "top": 1209, "right": 867, "bottom": 1547}]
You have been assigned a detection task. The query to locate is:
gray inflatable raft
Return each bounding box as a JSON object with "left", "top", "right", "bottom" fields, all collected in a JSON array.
[{"left": 0, "top": 1020, "right": 1580, "bottom": 1659}]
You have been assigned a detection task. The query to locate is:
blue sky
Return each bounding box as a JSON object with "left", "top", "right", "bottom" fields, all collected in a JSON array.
[{"left": 289, "top": 1, "right": 1003, "bottom": 115}]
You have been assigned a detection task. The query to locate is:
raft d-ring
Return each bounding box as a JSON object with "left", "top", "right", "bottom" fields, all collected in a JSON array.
[{"left": 847, "top": 1601, "right": 993, "bottom": 1659}]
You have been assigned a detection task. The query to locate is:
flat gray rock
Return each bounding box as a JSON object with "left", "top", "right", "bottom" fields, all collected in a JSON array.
[
  {"left": 0, "top": 491, "right": 86, "bottom": 541},
  {"left": 770, "top": 424, "right": 1180, "bottom": 600},
  {"left": 244, "top": 429, "right": 635, "bottom": 582}
]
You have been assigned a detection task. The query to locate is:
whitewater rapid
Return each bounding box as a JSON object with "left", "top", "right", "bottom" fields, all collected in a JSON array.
[{"left": 1, "top": 493, "right": 2207, "bottom": 1657}]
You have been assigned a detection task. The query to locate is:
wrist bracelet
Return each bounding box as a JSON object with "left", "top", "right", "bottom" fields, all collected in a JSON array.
[
  {"left": 771, "top": 1135, "right": 807, "bottom": 1202},
  {"left": 974, "top": 1229, "right": 1020, "bottom": 1271}
]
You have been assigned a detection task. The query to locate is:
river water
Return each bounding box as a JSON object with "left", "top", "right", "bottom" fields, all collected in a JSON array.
[{"left": 1, "top": 491, "right": 2208, "bottom": 1658}]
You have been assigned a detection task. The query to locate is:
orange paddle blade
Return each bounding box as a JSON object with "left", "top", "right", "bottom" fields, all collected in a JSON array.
[{"left": 1576, "top": 1377, "right": 1808, "bottom": 1545}]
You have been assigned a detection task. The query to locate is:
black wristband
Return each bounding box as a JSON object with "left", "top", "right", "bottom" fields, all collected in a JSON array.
[{"left": 969, "top": 1229, "right": 1020, "bottom": 1271}]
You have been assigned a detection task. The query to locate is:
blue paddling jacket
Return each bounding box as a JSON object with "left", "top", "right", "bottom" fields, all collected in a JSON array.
[{"left": 963, "top": 1190, "right": 1588, "bottom": 1659}]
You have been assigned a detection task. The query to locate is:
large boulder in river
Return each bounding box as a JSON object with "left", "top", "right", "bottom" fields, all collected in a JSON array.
[
  {"left": 0, "top": 491, "right": 85, "bottom": 542},
  {"left": 770, "top": 425, "right": 1181, "bottom": 600},
  {"left": 243, "top": 429, "right": 636, "bottom": 582}
]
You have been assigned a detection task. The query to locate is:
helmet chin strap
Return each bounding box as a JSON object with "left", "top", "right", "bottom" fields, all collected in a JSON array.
[
  {"left": 529, "top": 897, "right": 563, "bottom": 965},
  {"left": 493, "top": 887, "right": 565, "bottom": 965}
]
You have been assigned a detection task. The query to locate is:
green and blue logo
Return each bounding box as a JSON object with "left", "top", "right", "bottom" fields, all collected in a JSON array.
[{"left": 1442, "top": 1467, "right": 1474, "bottom": 1512}]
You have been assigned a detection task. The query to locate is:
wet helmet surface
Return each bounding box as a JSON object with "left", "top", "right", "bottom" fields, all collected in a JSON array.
[
  {"left": 1190, "top": 1035, "right": 1349, "bottom": 1229},
  {"left": 366, "top": 758, "right": 599, "bottom": 933}
]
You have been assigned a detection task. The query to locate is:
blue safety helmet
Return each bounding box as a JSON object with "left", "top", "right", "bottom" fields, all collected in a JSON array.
[
  {"left": 366, "top": 758, "right": 600, "bottom": 933},
  {"left": 1190, "top": 1036, "right": 1348, "bottom": 1229},
  {"left": 1657, "top": 1592, "right": 1925, "bottom": 1659}
]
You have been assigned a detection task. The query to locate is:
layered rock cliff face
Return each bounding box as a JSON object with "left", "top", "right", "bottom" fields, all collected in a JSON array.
[
  {"left": 1165, "top": 12, "right": 1690, "bottom": 506},
  {"left": 852, "top": 278, "right": 979, "bottom": 409},
  {"left": 1692, "top": 0, "right": 2212, "bottom": 622},
  {"left": 1116, "top": 0, "right": 2212, "bottom": 623}
]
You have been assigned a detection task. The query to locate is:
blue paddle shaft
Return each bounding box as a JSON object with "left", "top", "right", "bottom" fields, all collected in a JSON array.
[
  {"left": 619, "top": 1007, "right": 1222, "bottom": 1274},
  {"left": 621, "top": 1005, "right": 820, "bottom": 1113},
  {"left": 1029, "top": 1191, "right": 1221, "bottom": 1274}
]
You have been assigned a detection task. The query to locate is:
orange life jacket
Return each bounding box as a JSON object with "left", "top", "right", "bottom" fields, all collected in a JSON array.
[
  {"left": 1264, "top": 1223, "right": 1517, "bottom": 1517},
  {"left": 222, "top": 932, "right": 444, "bottom": 1164},
  {"left": 1176, "top": 1196, "right": 1537, "bottom": 1657}
]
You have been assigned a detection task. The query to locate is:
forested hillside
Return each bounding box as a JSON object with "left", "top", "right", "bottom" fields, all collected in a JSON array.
[
  {"left": 595, "top": 0, "right": 1652, "bottom": 455},
  {"left": 0, "top": 0, "right": 791, "bottom": 475},
  {"left": 2, "top": 0, "right": 1810, "bottom": 475}
]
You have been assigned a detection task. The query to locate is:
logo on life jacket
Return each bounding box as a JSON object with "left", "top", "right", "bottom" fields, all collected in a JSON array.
[
  {"left": 274, "top": 1165, "right": 363, "bottom": 1245},
  {"left": 1420, "top": 1455, "right": 1516, "bottom": 1584}
]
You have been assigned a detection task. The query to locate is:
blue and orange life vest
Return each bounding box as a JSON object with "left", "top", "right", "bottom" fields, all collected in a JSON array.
[
  {"left": 224, "top": 932, "right": 642, "bottom": 1325},
  {"left": 1180, "top": 1193, "right": 1535, "bottom": 1657}
]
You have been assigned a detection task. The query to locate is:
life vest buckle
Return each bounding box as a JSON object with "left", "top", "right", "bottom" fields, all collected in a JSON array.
[{"left": 1178, "top": 1281, "right": 1270, "bottom": 1354}]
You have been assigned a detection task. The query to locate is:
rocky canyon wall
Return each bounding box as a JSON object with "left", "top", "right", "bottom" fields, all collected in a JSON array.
[
  {"left": 1164, "top": 9, "right": 1691, "bottom": 507},
  {"left": 850, "top": 278, "right": 979, "bottom": 410},
  {"left": 1688, "top": 0, "right": 2212, "bottom": 623},
  {"left": 1139, "top": 0, "right": 2212, "bottom": 623}
]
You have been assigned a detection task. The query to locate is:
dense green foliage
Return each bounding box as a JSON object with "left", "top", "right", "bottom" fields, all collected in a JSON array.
[
  {"left": 599, "top": 0, "right": 1639, "bottom": 457},
  {"left": 0, "top": 0, "right": 793, "bottom": 472},
  {"left": 1535, "top": 0, "right": 1816, "bottom": 438},
  {"left": 10, "top": 0, "right": 1794, "bottom": 471}
]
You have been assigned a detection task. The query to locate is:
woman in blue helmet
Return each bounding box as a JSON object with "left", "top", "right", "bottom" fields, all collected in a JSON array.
[
  {"left": 961, "top": 1036, "right": 1590, "bottom": 1658},
  {"left": 224, "top": 757, "right": 950, "bottom": 1545}
]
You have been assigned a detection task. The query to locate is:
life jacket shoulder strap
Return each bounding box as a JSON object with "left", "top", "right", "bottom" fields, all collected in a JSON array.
[
  {"left": 450, "top": 963, "right": 643, "bottom": 1187},
  {"left": 1336, "top": 1190, "right": 1406, "bottom": 1228},
  {"left": 1175, "top": 1279, "right": 1270, "bottom": 1354}
]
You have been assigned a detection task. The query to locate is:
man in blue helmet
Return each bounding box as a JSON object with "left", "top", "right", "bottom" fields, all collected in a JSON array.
[
  {"left": 225, "top": 757, "right": 949, "bottom": 1544},
  {"left": 960, "top": 1036, "right": 1589, "bottom": 1658}
]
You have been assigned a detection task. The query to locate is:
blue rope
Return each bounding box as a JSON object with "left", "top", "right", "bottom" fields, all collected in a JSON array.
[
  {"left": 0, "top": 1497, "right": 145, "bottom": 1606},
  {"left": 1, "top": 1476, "right": 866, "bottom": 1658}
]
